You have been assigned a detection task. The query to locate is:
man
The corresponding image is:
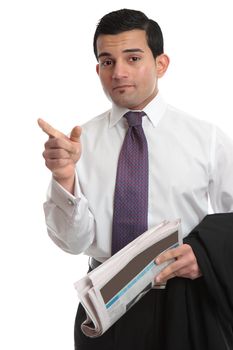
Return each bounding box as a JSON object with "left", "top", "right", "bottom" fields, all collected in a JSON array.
[{"left": 38, "top": 9, "right": 233, "bottom": 350}]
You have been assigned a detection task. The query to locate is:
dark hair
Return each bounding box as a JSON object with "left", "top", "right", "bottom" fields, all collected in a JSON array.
[{"left": 93, "top": 9, "right": 164, "bottom": 60}]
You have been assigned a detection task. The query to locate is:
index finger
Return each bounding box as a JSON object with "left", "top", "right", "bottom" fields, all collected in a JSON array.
[{"left": 37, "top": 118, "right": 66, "bottom": 139}]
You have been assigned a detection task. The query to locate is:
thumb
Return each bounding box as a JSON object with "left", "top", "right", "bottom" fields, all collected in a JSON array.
[{"left": 70, "top": 126, "right": 82, "bottom": 142}]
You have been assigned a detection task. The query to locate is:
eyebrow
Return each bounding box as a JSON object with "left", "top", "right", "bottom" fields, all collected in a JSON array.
[{"left": 97, "top": 48, "right": 144, "bottom": 59}]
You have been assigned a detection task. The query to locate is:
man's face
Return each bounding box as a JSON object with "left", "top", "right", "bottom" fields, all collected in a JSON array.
[{"left": 96, "top": 29, "right": 168, "bottom": 110}]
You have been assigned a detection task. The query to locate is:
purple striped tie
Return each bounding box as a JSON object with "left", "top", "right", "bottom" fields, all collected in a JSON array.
[{"left": 111, "top": 111, "right": 149, "bottom": 255}]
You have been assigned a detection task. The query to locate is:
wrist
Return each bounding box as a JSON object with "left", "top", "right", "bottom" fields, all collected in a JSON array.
[{"left": 53, "top": 174, "right": 75, "bottom": 195}]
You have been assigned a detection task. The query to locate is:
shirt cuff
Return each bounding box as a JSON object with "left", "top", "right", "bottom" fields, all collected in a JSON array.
[{"left": 49, "top": 173, "right": 81, "bottom": 216}]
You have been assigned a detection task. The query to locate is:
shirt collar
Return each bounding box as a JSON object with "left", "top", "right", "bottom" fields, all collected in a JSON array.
[{"left": 109, "top": 92, "right": 167, "bottom": 128}]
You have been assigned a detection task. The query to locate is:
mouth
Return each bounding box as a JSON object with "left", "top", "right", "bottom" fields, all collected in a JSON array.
[{"left": 112, "top": 84, "right": 134, "bottom": 91}]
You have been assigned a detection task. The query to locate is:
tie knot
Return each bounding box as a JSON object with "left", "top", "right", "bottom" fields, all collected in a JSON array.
[{"left": 124, "top": 111, "right": 146, "bottom": 127}]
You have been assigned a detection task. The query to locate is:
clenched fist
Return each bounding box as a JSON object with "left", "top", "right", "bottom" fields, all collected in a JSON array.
[{"left": 38, "top": 118, "right": 82, "bottom": 194}]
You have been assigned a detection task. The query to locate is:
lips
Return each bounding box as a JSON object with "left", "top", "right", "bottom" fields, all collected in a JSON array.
[{"left": 112, "top": 84, "right": 134, "bottom": 91}]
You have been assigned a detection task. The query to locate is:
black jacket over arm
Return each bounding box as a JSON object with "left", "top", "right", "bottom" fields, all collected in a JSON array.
[{"left": 163, "top": 213, "right": 233, "bottom": 350}]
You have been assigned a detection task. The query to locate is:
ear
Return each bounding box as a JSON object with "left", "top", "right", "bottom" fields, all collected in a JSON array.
[
  {"left": 96, "top": 64, "right": 100, "bottom": 76},
  {"left": 155, "top": 54, "right": 170, "bottom": 78}
]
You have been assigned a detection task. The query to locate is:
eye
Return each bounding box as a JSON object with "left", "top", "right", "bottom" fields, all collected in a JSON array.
[
  {"left": 100, "top": 59, "right": 113, "bottom": 67},
  {"left": 129, "top": 56, "right": 141, "bottom": 62}
]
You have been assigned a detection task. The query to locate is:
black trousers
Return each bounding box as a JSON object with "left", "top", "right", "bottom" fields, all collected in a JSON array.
[
  {"left": 74, "top": 275, "right": 233, "bottom": 350},
  {"left": 74, "top": 288, "right": 166, "bottom": 350}
]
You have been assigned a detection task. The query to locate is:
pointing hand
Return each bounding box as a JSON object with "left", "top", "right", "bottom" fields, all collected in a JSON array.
[{"left": 38, "top": 118, "right": 82, "bottom": 193}]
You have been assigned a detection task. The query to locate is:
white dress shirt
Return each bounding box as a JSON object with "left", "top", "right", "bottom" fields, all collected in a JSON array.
[{"left": 44, "top": 93, "right": 233, "bottom": 262}]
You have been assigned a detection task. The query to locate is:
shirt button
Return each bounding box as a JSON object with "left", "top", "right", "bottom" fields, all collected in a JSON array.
[{"left": 67, "top": 198, "right": 75, "bottom": 206}]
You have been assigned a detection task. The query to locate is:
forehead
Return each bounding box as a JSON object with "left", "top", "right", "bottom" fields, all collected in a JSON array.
[{"left": 96, "top": 29, "right": 149, "bottom": 56}]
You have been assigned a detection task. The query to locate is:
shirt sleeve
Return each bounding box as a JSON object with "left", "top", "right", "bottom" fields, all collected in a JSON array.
[
  {"left": 43, "top": 172, "right": 95, "bottom": 254},
  {"left": 209, "top": 126, "right": 233, "bottom": 213}
]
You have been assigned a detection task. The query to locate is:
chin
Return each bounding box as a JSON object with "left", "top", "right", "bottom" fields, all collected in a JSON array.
[{"left": 111, "top": 96, "right": 137, "bottom": 109}]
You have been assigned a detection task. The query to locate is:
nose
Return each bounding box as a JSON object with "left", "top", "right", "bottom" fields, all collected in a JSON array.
[{"left": 112, "top": 61, "right": 129, "bottom": 80}]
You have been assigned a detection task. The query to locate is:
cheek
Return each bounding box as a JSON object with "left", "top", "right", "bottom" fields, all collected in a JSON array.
[{"left": 138, "top": 67, "right": 156, "bottom": 90}]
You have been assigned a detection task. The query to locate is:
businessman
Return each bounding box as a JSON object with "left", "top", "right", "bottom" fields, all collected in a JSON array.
[{"left": 38, "top": 8, "right": 233, "bottom": 350}]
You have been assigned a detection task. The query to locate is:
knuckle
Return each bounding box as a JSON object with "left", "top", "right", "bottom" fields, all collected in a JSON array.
[
  {"left": 183, "top": 243, "right": 191, "bottom": 252},
  {"left": 45, "top": 159, "right": 51, "bottom": 170},
  {"left": 42, "top": 150, "right": 46, "bottom": 159},
  {"left": 52, "top": 138, "right": 60, "bottom": 147},
  {"left": 44, "top": 140, "right": 49, "bottom": 149},
  {"left": 189, "top": 266, "right": 198, "bottom": 279}
]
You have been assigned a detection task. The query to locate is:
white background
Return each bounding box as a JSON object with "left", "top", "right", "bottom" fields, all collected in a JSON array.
[{"left": 0, "top": 0, "right": 232, "bottom": 348}]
